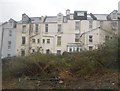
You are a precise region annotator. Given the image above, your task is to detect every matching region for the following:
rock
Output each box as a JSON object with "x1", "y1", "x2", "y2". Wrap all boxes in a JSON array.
[
  {"x1": 112, "y1": 82, "x2": 115, "y2": 85},
  {"x1": 59, "y1": 80, "x2": 63, "y2": 84}
]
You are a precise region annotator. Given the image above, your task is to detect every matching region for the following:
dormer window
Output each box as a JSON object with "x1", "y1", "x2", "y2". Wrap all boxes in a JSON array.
[
  {"x1": 22, "y1": 25, "x2": 26, "y2": 33},
  {"x1": 77, "y1": 12, "x2": 84, "y2": 16},
  {"x1": 112, "y1": 13, "x2": 116, "y2": 19},
  {"x1": 57, "y1": 13, "x2": 63, "y2": 22}
]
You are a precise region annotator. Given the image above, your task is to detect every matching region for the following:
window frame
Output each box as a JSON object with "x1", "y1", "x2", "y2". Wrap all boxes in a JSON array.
[
  {"x1": 57, "y1": 36, "x2": 61, "y2": 46},
  {"x1": 89, "y1": 35, "x2": 93, "y2": 42},
  {"x1": 45, "y1": 24, "x2": 48, "y2": 32},
  {"x1": 22, "y1": 25, "x2": 26, "y2": 33},
  {"x1": 43, "y1": 39, "x2": 45, "y2": 44},
  {"x1": 22, "y1": 36, "x2": 26, "y2": 45},
  {"x1": 35, "y1": 24, "x2": 39, "y2": 32},
  {"x1": 8, "y1": 41, "x2": 11, "y2": 49},
  {"x1": 37, "y1": 39, "x2": 40, "y2": 43},
  {"x1": 21, "y1": 50, "x2": 25, "y2": 56},
  {"x1": 89, "y1": 46, "x2": 93, "y2": 51},
  {"x1": 47, "y1": 39, "x2": 50, "y2": 44},
  {"x1": 75, "y1": 34, "x2": 80, "y2": 42},
  {"x1": 57, "y1": 50, "x2": 61, "y2": 55},
  {"x1": 9, "y1": 30, "x2": 12, "y2": 36},
  {"x1": 75, "y1": 21, "x2": 80, "y2": 30},
  {"x1": 32, "y1": 39, "x2": 36, "y2": 43},
  {"x1": 89, "y1": 20, "x2": 93, "y2": 29},
  {"x1": 58, "y1": 24, "x2": 62, "y2": 32}
]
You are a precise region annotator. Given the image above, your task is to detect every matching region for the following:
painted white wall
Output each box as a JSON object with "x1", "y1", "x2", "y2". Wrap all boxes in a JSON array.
[
  {"x1": 16, "y1": 23, "x2": 30, "y2": 56},
  {"x1": 1, "y1": 20, "x2": 16, "y2": 58},
  {"x1": 0, "y1": 25, "x2": 2, "y2": 56},
  {"x1": 15, "y1": 14, "x2": 118, "y2": 56}
]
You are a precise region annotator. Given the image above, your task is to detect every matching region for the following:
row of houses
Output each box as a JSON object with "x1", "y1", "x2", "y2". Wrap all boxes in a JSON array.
[{"x1": 0, "y1": 4, "x2": 119, "y2": 59}]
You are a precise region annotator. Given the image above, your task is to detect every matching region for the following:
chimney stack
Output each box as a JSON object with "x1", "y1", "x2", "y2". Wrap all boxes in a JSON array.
[{"x1": 66, "y1": 9, "x2": 70, "y2": 16}]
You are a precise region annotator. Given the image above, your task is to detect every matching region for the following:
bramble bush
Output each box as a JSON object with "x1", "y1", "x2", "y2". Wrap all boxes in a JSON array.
[{"x1": 2, "y1": 36, "x2": 119, "y2": 80}]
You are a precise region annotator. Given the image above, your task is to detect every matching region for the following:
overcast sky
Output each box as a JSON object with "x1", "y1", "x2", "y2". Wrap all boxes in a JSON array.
[{"x1": 0, "y1": 0, "x2": 119, "y2": 22}]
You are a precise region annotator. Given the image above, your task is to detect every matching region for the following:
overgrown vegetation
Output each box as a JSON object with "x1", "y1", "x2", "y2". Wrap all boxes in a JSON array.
[{"x1": 2, "y1": 36, "x2": 119, "y2": 89}]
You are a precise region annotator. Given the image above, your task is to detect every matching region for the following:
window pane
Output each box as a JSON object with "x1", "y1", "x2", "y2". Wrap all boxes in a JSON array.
[
  {"x1": 35, "y1": 24, "x2": 38, "y2": 32},
  {"x1": 22, "y1": 37, "x2": 25, "y2": 44},
  {"x1": 75, "y1": 34, "x2": 79, "y2": 42},
  {"x1": 89, "y1": 46, "x2": 93, "y2": 50},
  {"x1": 21, "y1": 50, "x2": 25, "y2": 56},
  {"x1": 38, "y1": 39, "x2": 40, "y2": 43},
  {"x1": 32, "y1": 49, "x2": 35, "y2": 53},
  {"x1": 9, "y1": 30, "x2": 12, "y2": 36},
  {"x1": 45, "y1": 24, "x2": 48, "y2": 32},
  {"x1": 8, "y1": 41, "x2": 11, "y2": 49},
  {"x1": 22, "y1": 25, "x2": 26, "y2": 33},
  {"x1": 43, "y1": 39, "x2": 45, "y2": 43},
  {"x1": 58, "y1": 24, "x2": 62, "y2": 32},
  {"x1": 69, "y1": 48, "x2": 72, "y2": 52},
  {"x1": 32, "y1": 39, "x2": 35, "y2": 43},
  {"x1": 57, "y1": 50, "x2": 61, "y2": 55},
  {"x1": 89, "y1": 35, "x2": 93, "y2": 42},
  {"x1": 77, "y1": 47, "x2": 79, "y2": 52},
  {"x1": 75, "y1": 21, "x2": 79, "y2": 30},
  {"x1": 89, "y1": 21, "x2": 93, "y2": 29},
  {"x1": 57, "y1": 36, "x2": 61, "y2": 46},
  {"x1": 47, "y1": 39, "x2": 50, "y2": 44},
  {"x1": 46, "y1": 49, "x2": 50, "y2": 54},
  {"x1": 77, "y1": 12, "x2": 84, "y2": 16}
]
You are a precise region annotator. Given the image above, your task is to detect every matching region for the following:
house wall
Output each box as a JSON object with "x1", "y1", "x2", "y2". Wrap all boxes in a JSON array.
[
  {"x1": 1, "y1": 21, "x2": 16, "y2": 58},
  {"x1": 11, "y1": 9, "x2": 119, "y2": 57},
  {"x1": 0, "y1": 25, "x2": 2, "y2": 54},
  {"x1": 16, "y1": 23, "x2": 30, "y2": 56}
]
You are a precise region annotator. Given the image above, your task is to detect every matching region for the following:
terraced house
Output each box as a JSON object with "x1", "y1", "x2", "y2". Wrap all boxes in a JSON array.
[
  {"x1": 15, "y1": 10, "x2": 118, "y2": 56},
  {"x1": 0, "y1": 19, "x2": 17, "y2": 59},
  {"x1": 0, "y1": 7, "x2": 119, "y2": 58}
]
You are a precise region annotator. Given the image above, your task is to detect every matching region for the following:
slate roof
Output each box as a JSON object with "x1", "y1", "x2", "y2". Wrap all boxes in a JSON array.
[
  {"x1": 30, "y1": 17, "x2": 41, "y2": 23},
  {"x1": 87, "y1": 14, "x2": 93, "y2": 20},
  {"x1": 44, "y1": 16, "x2": 57, "y2": 23},
  {"x1": 93, "y1": 14, "x2": 108, "y2": 20}
]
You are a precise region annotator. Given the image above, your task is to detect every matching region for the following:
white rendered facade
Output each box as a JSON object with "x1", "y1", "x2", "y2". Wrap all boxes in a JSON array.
[
  {"x1": 15, "y1": 10, "x2": 118, "y2": 56},
  {"x1": 0, "y1": 8, "x2": 119, "y2": 58},
  {"x1": 0, "y1": 19, "x2": 17, "y2": 58}
]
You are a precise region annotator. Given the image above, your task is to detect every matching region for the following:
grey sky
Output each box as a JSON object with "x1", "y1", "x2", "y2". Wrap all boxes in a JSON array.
[{"x1": 0, "y1": 0, "x2": 119, "y2": 22}]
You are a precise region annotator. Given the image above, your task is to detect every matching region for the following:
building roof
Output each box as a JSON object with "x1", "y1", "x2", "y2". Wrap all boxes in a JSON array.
[
  {"x1": 44, "y1": 16, "x2": 57, "y2": 23},
  {"x1": 30, "y1": 17, "x2": 41, "y2": 23},
  {"x1": 0, "y1": 22, "x2": 8, "y2": 26},
  {"x1": 87, "y1": 14, "x2": 93, "y2": 20},
  {"x1": 93, "y1": 14, "x2": 108, "y2": 20}
]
